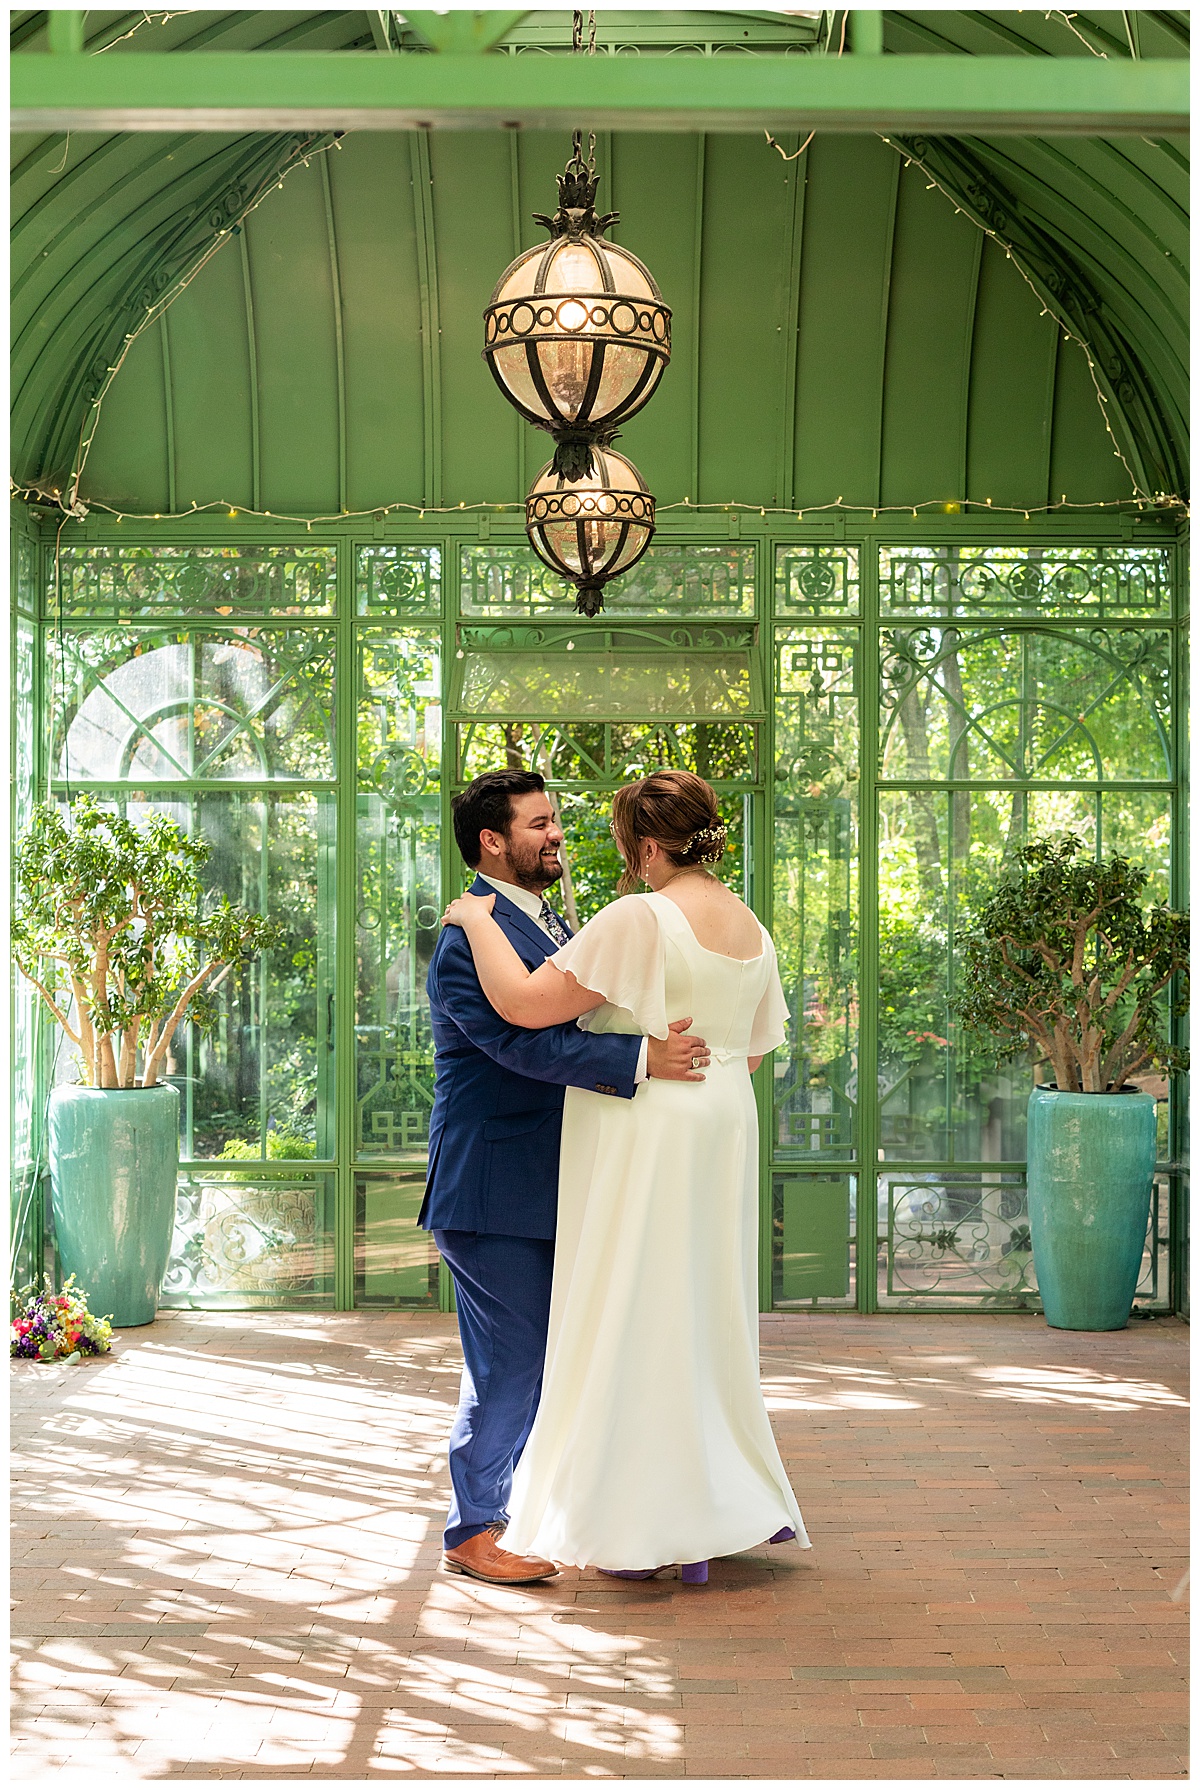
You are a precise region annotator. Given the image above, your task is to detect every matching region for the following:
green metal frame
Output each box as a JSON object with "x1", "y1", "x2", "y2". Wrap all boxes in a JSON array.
[
  {"x1": 12, "y1": 48, "x2": 1188, "y2": 137},
  {"x1": 18, "y1": 505, "x2": 1186, "y2": 1317}
]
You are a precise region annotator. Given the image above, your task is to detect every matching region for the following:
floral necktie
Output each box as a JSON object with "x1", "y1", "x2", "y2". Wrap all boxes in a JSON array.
[{"x1": 538, "y1": 899, "x2": 571, "y2": 947}]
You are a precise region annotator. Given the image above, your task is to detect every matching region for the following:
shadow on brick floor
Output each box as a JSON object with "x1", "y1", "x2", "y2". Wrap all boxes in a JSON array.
[{"x1": 11, "y1": 1309, "x2": 1189, "y2": 1780}]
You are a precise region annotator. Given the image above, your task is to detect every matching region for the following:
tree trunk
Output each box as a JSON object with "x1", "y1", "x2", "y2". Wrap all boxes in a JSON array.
[
  {"x1": 536, "y1": 744, "x2": 580, "y2": 932},
  {"x1": 896, "y1": 681, "x2": 943, "y2": 905},
  {"x1": 503, "y1": 722, "x2": 526, "y2": 771}
]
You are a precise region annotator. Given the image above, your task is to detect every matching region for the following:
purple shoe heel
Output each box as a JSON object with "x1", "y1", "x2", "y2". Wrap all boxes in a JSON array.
[
  {"x1": 769, "y1": 1527, "x2": 796, "y2": 1544},
  {"x1": 680, "y1": 1561, "x2": 709, "y2": 1584}
]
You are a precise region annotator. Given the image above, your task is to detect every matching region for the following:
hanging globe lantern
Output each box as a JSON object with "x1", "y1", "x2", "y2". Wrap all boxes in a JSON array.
[
  {"x1": 484, "y1": 139, "x2": 671, "y2": 480},
  {"x1": 525, "y1": 446, "x2": 655, "y2": 617}
]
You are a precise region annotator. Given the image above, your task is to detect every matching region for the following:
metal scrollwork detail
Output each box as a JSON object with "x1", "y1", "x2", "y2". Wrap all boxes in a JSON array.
[
  {"x1": 164, "y1": 1178, "x2": 330, "y2": 1301},
  {"x1": 372, "y1": 745, "x2": 432, "y2": 816}
]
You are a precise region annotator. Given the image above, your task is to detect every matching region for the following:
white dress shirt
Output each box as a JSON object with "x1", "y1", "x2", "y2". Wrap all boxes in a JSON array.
[{"x1": 477, "y1": 872, "x2": 649, "y2": 1082}]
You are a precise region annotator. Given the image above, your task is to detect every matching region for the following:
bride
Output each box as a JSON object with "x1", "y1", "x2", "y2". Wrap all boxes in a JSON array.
[{"x1": 441, "y1": 769, "x2": 808, "y2": 1582}]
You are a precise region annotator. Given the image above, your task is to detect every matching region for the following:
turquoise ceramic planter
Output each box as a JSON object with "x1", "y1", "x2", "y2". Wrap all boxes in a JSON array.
[
  {"x1": 1026, "y1": 1087, "x2": 1156, "y2": 1331},
  {"x1": 48, "y1": 1085, "x2": 180, "y2": 1328}
]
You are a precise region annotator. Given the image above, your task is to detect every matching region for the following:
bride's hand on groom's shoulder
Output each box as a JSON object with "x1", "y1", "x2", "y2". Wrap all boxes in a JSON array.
[{"x1": 441, "y1": 892, "x2": 497, "y2": 929}]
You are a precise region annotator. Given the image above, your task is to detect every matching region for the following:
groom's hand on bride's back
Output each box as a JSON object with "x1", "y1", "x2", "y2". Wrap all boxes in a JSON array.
[{"x1": 646, "y1": 1017, "x2": 710, "y2": 1082}]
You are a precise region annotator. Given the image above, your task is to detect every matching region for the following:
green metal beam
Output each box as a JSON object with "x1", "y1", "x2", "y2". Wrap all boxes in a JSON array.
[
  {"x1": 46, "y1": 10, "x2": 85, "y2": 55},
  {"x1": 402, "y1": 11, "x2": 529, "y2": 55},
  {"x1": 10, "y1": 50, "x2": 1188, "y2": 136}
]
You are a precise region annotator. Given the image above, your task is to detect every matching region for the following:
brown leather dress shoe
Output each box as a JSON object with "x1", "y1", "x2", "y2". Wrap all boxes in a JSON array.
[{"x1": 442, "y1": 1523, "x2": 558, "y2": 1585}]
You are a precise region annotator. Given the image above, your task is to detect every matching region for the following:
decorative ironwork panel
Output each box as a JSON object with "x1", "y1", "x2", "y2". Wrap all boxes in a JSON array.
[
  {"x1": 355, "y1": 1170, "x2": 439, "y2": 1305},
  {"x1": 54, "y1": 545, "x2": 336, "y2": 617},
  {"x1": 773, "y1": 629, "x2": 858, "y2": 1161},
  {"x1": 882, "y1": 1171, "x2": 1037, "y2": 1306},
  {"x1": 775, "y1": 545, "x2": 860, "y2": 617},
  {"x1": 879, "y1": 626, "x2": 1171, "y2": 784},
  {"x1": 772, "y1": 1174, "x2": 855, "y2": 1306},
  {"x1": 879, "y1": 1170, "x2": 1167, "y2": 1310},
  {"x1": 53, "y1": 626, "x2": 336, "y2": 782},
  {"x1": 357, "y1": 631, "x2": 441, "y2": 1159},
  {"x1": 461, "y1": 543, "x2": 755, "y2": 617},
  {"x1": 162, "y1": 1171, "x2": 335, "y2": 1307},
  {"x1": 356, "y1": 545, "x2": 442, "y2": 617},
  {"x1": 880, "y1": 545, "x2": 1171, "y2": 619}
]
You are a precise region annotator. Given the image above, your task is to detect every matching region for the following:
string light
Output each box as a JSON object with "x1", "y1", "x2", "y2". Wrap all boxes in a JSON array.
[
  {"x1": 11, "y1": 478, "x2": 1183, "y2": 528},
  {"x1": 57, "y1": 131, "x2": 345, "y2": 516},
  {"x1": 879, "y1": 135, "x2": 1150, "y2": 501}
]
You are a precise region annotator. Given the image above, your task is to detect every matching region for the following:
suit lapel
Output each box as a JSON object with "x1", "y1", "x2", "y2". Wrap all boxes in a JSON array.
[{"x1": 471, "y1": 875, "x2": 554, "y2": 960}]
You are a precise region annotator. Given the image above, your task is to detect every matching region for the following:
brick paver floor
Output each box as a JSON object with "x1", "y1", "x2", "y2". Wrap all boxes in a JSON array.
[{"x1": 11, "y1": 1309, "x2": 1188, "y2": 1781}]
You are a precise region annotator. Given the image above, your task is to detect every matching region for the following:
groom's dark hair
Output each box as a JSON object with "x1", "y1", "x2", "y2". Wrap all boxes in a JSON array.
[{"x1": 453, "y1": 769, "x2": 546, "y2": 867}]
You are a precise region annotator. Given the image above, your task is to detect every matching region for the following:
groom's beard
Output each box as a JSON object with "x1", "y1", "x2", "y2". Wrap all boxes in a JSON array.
[{"x1": 504, "y1": 837, "x2": 565, "y2": 893}]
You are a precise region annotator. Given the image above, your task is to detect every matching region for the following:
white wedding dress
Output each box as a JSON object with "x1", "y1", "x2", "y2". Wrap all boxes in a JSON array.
[{"x1": 500, "y1": 891, "x2": 809, "y2": 1571}]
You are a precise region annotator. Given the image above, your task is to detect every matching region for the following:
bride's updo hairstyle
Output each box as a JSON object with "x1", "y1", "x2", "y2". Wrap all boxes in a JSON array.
[{"x1": 611, "y1": 770, "x2": 727, "y2": 895}]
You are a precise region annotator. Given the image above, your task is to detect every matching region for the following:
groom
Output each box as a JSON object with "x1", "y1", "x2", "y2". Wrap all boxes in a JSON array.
[{"x1": 421, "y1": 768, "x2": 709, "y2": 1584}]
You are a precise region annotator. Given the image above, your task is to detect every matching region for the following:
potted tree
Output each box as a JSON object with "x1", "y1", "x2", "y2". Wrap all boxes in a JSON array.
[
  {"x1": 952, "y1": 836, "x2": 1188, "y2": 1331},
  {"x1": 13, "y1": 796, "x2": 281, "y2": 1327}
]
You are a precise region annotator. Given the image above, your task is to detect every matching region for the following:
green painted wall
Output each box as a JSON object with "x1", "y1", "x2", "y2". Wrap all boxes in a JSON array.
[{"x1": 51, "y1": 130, "x2": 1140, "y2": 518}]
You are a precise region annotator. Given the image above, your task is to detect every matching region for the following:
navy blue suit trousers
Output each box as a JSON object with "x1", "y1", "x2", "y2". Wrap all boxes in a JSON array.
[{"x1": 434, "y1": 1229, "x2": 555, "y2": 1549}]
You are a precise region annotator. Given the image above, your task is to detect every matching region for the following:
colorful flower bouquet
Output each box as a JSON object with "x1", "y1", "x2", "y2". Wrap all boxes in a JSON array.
[{"x1": 10, "y1": 1274, "x2": 113, "y2": 1361}]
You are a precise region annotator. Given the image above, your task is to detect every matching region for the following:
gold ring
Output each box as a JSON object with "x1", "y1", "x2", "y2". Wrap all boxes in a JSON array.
[{"x1": 692, "y1": 1056, "x2": 703, "y2": 1069}]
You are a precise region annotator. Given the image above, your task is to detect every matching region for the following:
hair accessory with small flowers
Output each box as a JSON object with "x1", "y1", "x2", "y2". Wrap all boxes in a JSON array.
[{"x1": 684, "y1": 822, "x2": 727, "y2": 863}]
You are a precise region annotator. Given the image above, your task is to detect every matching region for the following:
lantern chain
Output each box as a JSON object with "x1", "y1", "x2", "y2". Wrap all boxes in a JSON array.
[{"x1": 571, "y1": 10, "x2": 598, "y2": 176}]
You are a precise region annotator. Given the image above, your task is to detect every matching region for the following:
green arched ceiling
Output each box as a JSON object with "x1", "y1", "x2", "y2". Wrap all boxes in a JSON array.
[{"x1": 11, "y1": 9, "x2": 1188, "y2": 517}]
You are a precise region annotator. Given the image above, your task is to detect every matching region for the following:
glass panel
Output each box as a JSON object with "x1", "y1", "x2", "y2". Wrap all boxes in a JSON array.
[
  {"x1": 356, "y1": 545, "x2": 442, "y2": 617},
  {"x1": 14, "y1": 613, "x2": 38, "y2": 841},
  {"x1": 877, "y1": 788, "x2": 1172, "y2": 1164},
  {"x1": 15, "y1": 530, "x2": 39, "y2": 616},
  {"x1": 1134, "y1": 1172, "x2": 1172, "y2": 1310},
  {"x1": 773, "y1": 628, "x2": 858, "y2": 1161},
  {"x1": 879, "y1": 626, "x2": 1171, "y2": 783},
  {"x1": 11, "y1": 605, "x2": 40, "y2": 1283},
  {"x1": 772, "y1": 1174, "x2": 856, "y2": 1307},
  {"x1": 775, "y1": 544, "x2": 860, "y2": 617},
  {"x1": 357, "y1": 631, "x2": 441, "y2": 1160},
  {"x1": 355, "y1": 1170, "x2": 439, "y2": 1305},
  {"x1": 54, "y1": 627, "x2": 336, "y2": 782},
  {"x1": 461, "y1": 542, "x2": 755, "y2": 617},
  {"x1": 54, "y1": 545, "x2": 336, "y2": 617},
  {"x1": 163, "y1": 1171, "x2": 335, "y2": 1307},
  {"x1": 458, "y1": 719, "x2": 755, "y2": 786},
  {"x1": 46, "y1": 792, "x2": 335, "y2": 1162},
  {"x1": 879, "y1": 544, "x2": 1171, "y2": 619},
  {"x1": 606, "y1": 721, "x2": 756, "y2": 784},
  {"x1": 12, "y1": 615, "x2": 38, "y2": 1172},
  {"x1": 458, "y1": 632, "x2": 756, "y2": 719}
]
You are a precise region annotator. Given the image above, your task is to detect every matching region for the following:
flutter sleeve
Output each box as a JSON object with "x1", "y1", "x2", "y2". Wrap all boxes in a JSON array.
[
  {"x1": 550, "y1": 894, "x2": 669, "y2": 1040},
  {"x1": 748, "y1": 930, "x2": 790, "y2": 1058}
]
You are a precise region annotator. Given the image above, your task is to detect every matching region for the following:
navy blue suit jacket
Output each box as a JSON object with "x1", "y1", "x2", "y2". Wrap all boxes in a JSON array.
[{"x1": 419, "y1": 876, "x2": 642, "y2": 1240}]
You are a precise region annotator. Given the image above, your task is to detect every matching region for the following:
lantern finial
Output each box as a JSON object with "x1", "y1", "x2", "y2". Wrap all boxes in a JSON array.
[{"x1": 532, "y1": 135, "x2": 619, "y2": 241}]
